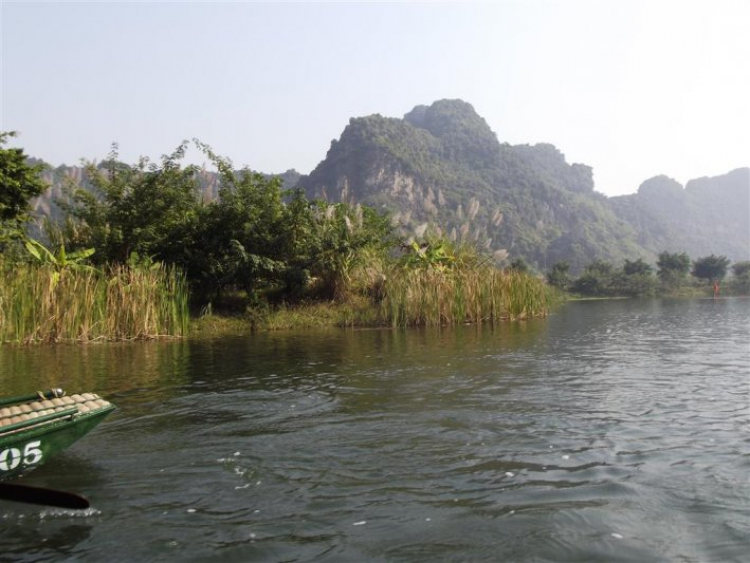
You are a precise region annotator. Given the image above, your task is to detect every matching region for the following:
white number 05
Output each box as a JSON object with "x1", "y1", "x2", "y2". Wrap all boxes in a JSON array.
[{"x1": 0, "y1": 441, "x2": 43, "y2": 471}]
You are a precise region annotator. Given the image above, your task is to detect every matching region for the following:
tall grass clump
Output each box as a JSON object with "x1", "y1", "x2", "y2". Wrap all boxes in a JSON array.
[
  {"x1": 0, "y1": 259, "x2": 188, "y2": 343},
  {"x1": 379, "y1": 243, "x2": 551, "y2": 326}
]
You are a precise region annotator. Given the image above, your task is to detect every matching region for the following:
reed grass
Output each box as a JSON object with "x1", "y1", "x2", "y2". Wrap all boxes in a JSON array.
[
  {"x1": 379, "y1": 264, "x2": 551, "y2": 326},
  {"x1": 0, "y1": 260, "x2": 189, "y2": 343}
]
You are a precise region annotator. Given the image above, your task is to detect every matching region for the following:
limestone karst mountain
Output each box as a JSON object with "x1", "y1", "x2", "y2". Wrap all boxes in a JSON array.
[{"x1": 298, "y1": 99, "x2": 748, "y2": 270}]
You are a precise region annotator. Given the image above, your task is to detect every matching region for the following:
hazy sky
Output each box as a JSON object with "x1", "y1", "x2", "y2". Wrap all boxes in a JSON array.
[{"x1": 2, "y1": 0, "x2": 748, "y2": 196}]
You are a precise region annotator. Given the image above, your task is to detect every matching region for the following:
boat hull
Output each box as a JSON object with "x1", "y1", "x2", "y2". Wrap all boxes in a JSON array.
[{"x1": 0, "y1": 392, "x2": 115, "y2": 481}]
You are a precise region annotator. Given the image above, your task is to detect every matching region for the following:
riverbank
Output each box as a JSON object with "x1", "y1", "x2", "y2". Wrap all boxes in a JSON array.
[
  {"x1": 1, "y1": 253, "x2": 555, "y2": 343},
  {"x1": 188, "y1": 300, "x2": 371, "y2": 337},
  {"x1": 6, "y1": 256, "x2": 740, "y2": 344},
  {"x1": 191, "y1": 280, "x2": 560, "y2": 338}
]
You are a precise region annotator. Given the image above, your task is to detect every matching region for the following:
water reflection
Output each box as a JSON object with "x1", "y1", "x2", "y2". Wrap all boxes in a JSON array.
[{"x1": 0, "y1": 339, "x2": 191, "y2": 398}]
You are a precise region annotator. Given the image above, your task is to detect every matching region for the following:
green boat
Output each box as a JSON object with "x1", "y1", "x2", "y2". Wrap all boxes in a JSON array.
[{"x1": 0, "y1": 389, "x2": 115, "y2": 482}]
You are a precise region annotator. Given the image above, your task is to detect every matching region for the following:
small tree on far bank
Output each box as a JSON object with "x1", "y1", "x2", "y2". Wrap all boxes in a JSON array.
[
  {"x1": 546, "y1": 261, "x2": 570, "y2": 290},
  {"x1": 623, "y1": 258, "x2": 652, "y2": 276},
  {"x1": 730, "y1": 261, "x2": 750, "y2": 294},
  {"x1": 656, "y1": 251, "x2": 690, "y2": 287},
  {"x1": 692, "y1": 254, "x2": 730, "y2": 282},
  {"x1": 613, "y1": 258, "x2": 656, "y2": 296},
  {"x1": 571, "y1": 259, "x2": 614, "y2": 296},
  {"x1": 732, "y1": 261, "x2": 750, "y2": 277}
]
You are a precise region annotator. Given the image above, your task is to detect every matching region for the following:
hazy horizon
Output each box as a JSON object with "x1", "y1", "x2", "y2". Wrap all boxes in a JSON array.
[{"x1": 2, "y1": 0, "x2": 748, "y2": 196}]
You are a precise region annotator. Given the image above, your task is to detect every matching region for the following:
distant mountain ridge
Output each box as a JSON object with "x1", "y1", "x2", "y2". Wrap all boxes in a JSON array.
[
  {"x1": 29, "y1": 99, "x2": 749, "y2": 272},
  {"x1": 299, "y1": 99, "x2": 749, "y2": 271},
  {"x1": 610, "y1": 169, "x2": 749, "y2": 262}
]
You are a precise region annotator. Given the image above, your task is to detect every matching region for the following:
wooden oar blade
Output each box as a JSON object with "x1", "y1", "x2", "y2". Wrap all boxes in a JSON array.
[{"x1": 0, "y1": 483, "x2": 90, "y2": 510}]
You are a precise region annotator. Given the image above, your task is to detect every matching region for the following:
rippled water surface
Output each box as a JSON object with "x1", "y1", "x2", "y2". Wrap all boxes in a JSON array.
[{"x1": 0, "y1": 298, "x2": 748, "y2": 562}]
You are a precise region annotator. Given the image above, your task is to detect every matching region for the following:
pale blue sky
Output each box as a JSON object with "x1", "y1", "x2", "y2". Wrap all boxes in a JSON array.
[{"x1": 2, "y1": 0, "x2": 748, "y2": 196}]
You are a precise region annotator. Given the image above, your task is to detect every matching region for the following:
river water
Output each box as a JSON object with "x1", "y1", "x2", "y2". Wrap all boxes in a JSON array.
[{"x1": 0, "y1": 298, "x2": 748, "y2": 562}]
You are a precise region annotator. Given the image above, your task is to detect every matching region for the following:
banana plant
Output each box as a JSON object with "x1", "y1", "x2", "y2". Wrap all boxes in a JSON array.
[
  {"x1": 24, "y1": 238, "x2": 98, "y2": 287},
  {"x1": 25, "y1": 238, "x2": 96, "y2": 269},
  {"x1": 402, "y1": 240, "x2": 456, "y2": 271}
]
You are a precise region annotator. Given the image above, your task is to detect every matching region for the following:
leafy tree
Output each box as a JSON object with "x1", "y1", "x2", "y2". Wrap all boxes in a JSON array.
[
  {"x1": 611, "y1": 258, "x2": 656, "y2": 296},
  {"x1": 0, "y1": 132, "x2": 48, "y2": 249},
  {"x1": 176, "y1": 144, "x2": 290, "y2": 301},
  {"x1": 277, "y1": 189, "x2": 321, "y2": 295},
  {"x1": 571, "y1": 272, "x2": 605, "y2": 296},
  {"x1": 180, "y1": 142, "x2": 393, "y2": 303},
  {"x1": 65, "y1": 142, "x2": 203, "y2": 265},
  {"x1": 613, "y1": 265, "x2": 653, "y2": 296},
  {"x1": 730, "y1": 261, "x2": 750, "y2": 294},
  {"x1": 546, "y1": 261, "x2": 570, "y2": 290},
  {"x1": 623, "y1": 258, "x2": 652, "y2": 276},
  {"x1": 656, "y1": 251, "x2": 690, "y2": 285},
  {"x1": 571, "y1": 260, "x2": 614, "y2": 296},
  {"x1": 692, "y1": 254, "x2": 730, "y2": 281}
]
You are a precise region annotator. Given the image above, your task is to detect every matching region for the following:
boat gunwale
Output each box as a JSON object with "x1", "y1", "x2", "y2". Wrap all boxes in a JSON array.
[
  {"x1": 0, "y1": 390, "x2": 67, "y2": 408},
  {"x1": 0, "y1": 407, "x2": 80, "y2": 435},
  {"x1": 0, "y1": 405, "x2": 116, "y2": 446}
]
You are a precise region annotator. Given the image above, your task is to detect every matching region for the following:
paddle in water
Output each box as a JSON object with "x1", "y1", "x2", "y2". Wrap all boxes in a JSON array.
[{"x1": 0, "y1": 482, "x2": 90, "y2": 509}]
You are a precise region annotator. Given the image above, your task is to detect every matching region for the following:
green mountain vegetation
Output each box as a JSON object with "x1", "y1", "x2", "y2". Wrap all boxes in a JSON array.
[{"x1": 298, "y1": 99, "x2": 749, "y2": 273}]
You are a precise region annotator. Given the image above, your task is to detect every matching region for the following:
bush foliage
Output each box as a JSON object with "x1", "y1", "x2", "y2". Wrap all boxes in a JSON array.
[{"x1": 563, "y1": 252, "x2": 747, "y2": 297}]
